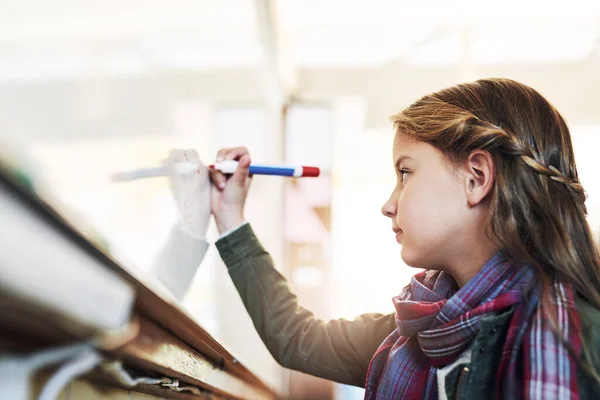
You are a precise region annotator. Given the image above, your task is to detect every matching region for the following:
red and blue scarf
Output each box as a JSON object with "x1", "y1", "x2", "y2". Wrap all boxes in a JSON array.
[{"x1": 365, "y1": 253, "x2": 582, "y2": 399}]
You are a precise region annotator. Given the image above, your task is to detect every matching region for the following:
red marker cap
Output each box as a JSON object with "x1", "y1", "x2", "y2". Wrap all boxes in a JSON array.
[{"x1": 301, "y1": 166, "x2": 320, "y2": 177}]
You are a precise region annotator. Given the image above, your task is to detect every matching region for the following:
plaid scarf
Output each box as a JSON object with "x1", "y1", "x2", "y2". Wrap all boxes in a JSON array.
[{"x1": 365, "y1": 253, "x2": 582, "y2": 399}]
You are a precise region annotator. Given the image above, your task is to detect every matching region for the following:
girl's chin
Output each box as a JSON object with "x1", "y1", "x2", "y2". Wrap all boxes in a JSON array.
[{"x1": 400, "y1": 245, "x2": 424, "y2": 270}]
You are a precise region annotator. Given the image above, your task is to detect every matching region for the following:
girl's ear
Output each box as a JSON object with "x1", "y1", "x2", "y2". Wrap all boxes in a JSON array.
[{"x1": 463, "y1": 150, "x2": 495, "y2": 207}]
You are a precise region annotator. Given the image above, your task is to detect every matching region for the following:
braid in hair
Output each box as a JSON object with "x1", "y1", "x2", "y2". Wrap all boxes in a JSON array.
[{"x1": 471, "y1": 117, "x2": 587, "y2": 208}]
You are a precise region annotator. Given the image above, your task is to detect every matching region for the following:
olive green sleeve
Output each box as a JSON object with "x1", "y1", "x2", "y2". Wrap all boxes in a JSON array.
[{"x1": 215, "y1": 223, "x2": 396, "y2": 387}]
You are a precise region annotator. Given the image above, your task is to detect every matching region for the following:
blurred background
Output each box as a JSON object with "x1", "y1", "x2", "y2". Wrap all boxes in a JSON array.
[{"x1": 1, "y1": 0, "x2": 600, "y2": 398}]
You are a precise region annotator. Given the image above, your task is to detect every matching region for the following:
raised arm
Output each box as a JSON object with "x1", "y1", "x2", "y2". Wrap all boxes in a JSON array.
[
  {"x1": 209, "y1": 147, "x2": 395, "y2": 386},
  {"x1": 216, "y1": 223, "x2": 395, "y2": 387}
]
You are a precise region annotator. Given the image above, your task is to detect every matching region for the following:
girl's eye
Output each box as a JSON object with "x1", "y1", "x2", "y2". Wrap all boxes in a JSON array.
[{"x1": 399, "y1": 169, "x2": 410, "y2": 184}]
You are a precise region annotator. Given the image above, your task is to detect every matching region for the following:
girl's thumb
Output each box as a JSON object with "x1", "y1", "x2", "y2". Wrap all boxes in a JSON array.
[{"x1": 232, "y1": 155, "x2": 251, "y2": 185}]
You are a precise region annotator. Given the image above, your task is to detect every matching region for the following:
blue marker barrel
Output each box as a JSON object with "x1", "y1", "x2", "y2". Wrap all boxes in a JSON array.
[{"x1": 248, "y1": 166, "x2": 296, "y2": 176}]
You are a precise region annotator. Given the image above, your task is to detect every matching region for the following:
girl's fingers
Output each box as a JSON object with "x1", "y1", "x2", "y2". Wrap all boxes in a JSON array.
[
  {"x1": 232, "y1": 155, "x2": 251, "y2": 186},
  {"x1": 209, "y1": 168, "x2": 226, "y2": 190},
  {"x1": 216, "y1": 147, "x2": 249, "y2": 162},
  {"x1": 212, "y1": 147, "x2": 251, "y2": 190}
]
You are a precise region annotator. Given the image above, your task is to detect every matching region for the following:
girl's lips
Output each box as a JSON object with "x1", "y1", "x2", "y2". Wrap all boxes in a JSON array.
[{"x1": 395, "y1": 230, "x2": 403, "y2": 243}]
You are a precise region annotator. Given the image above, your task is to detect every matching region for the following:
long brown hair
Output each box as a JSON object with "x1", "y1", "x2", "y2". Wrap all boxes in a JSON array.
[{"x1": 392, "y1": 78, "x2": 600, "y2": 370}]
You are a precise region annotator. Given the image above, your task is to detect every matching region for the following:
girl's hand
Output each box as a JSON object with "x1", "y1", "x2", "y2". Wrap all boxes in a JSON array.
[{"x1": 209, "y1": 147, "x2": 252, "y2": 234}]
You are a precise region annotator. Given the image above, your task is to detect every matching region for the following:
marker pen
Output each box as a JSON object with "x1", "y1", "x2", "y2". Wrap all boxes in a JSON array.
[{"x1": 111, "y1": 160, "x2": 320, "y2": 181}]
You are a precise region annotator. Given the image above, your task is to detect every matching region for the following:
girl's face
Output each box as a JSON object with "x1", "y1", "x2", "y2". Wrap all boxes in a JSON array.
[{"x1": 381, "y1": 134, "x2": 479, "y2": 271}]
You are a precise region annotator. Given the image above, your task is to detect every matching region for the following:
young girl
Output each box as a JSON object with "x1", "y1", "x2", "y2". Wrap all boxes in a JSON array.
[{"x1": 208, "y1": 78, "x2": 600, "y2": 399}]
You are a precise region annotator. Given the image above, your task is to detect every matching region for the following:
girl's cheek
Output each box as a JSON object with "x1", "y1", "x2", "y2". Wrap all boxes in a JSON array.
[
  {"x1": 395, "y1": 190, "x2": 411, "y2": 226},
  {"x1": 401, "y1": 185, "x2": 435, "y2": 229}
]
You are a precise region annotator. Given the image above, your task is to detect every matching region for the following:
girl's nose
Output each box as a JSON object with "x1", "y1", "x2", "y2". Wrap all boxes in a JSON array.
[{"x1": 381, "y1": 194, "x2": 397, "y2": 218}]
